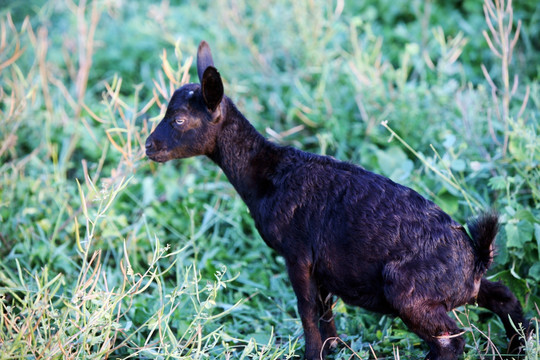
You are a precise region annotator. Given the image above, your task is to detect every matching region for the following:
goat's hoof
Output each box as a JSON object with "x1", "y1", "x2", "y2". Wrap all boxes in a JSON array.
[{"x1": 322, "y1": 336, "x2": 339, "y2": 351}]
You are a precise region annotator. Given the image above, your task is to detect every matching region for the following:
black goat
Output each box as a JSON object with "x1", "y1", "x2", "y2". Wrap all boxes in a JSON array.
[{"x1": 145, "y1": 41, "x2": 528, "y2": 360}]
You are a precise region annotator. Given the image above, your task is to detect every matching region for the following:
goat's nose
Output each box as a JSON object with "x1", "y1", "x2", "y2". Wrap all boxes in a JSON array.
[{"x1": 145, "y1": 137, "x2": 154, "y2": 150}]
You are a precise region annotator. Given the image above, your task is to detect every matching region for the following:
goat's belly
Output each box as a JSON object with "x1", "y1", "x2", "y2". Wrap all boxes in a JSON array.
[
  {"x1": 316, "y1": 261, "x2": 396, "y2": 314},
  {"x1": 339, "y1": 291, "x2": 396, "y2": 314}
]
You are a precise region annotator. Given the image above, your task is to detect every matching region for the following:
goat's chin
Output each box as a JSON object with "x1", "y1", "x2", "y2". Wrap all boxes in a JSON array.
[{"x1": 146, "y1": 151, "x2": 172, "y2": 163}]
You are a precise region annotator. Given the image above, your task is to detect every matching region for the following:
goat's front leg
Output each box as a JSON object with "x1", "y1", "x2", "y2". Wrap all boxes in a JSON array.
[
  {"x1": 287, "y1": 260, "x2": 323, "y2": 360},
  {"x1": 317, "y1": 286, "x2": 338, "y2": 354}
]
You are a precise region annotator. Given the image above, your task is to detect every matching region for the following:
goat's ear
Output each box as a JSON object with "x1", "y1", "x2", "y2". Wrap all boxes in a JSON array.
[
  {"x1": 197, "y1": 41, "x2": 215, "y2": 84},
  {"x1": 201, "y1": 66, "x2": 224, "y2": 114}
]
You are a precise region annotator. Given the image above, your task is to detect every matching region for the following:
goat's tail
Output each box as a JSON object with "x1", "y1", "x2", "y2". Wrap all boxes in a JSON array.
[{"x1": 467, "y1": 211, "x2": 499, "y2": 275}]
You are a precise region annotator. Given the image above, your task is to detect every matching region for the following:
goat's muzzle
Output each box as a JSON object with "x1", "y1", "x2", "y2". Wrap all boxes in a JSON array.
[{"x1": 145, "y1": 136, "x2": 165, "y2": 162}]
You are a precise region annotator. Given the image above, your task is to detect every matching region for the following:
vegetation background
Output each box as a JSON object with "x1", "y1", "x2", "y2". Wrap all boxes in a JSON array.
[{"x1": 0, "y1": 0, "x2": 539, "y2": 358}]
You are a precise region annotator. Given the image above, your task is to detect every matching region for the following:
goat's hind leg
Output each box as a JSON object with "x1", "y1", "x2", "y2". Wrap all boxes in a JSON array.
[
  {"x1": 475, "y1": 278, "x2": 530, "y2": 354},
  {"x1": 398, "y1": 303, "x2": 465, "y2": 360}
]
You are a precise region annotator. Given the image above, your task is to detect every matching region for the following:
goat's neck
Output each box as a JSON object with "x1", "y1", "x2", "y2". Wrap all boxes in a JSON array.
[{"x1": 208, "y1": 99, "x2": 280, "y2": 207}]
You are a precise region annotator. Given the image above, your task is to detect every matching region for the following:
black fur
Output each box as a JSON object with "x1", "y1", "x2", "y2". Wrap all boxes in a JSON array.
[
  {"x1": 145, "y1": 41, "x2": 529, "y2": 360},
  {"x1": 467, "y1": 211, "x2": 498, "y2": 273}
]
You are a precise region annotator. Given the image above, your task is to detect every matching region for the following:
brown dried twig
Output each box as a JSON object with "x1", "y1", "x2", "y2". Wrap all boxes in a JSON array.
[{"x1": 481, "y1": 0, "x2": 528, "y2": 157}]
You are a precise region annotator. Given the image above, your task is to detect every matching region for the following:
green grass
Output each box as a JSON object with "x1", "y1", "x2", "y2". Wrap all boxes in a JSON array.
[{"x1": 0, "y1": 0, "x2": 539, "y2": 358}]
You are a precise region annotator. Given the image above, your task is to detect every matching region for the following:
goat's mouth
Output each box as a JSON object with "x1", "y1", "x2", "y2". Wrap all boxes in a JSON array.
[{"x1": 146, "y1": 150, "x2": 171, "y2": 163}]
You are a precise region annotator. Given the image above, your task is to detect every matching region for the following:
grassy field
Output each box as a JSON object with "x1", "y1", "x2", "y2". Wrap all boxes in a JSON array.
[{"x1": 0, "y1": 0, "x2": 539, "y2": 358}]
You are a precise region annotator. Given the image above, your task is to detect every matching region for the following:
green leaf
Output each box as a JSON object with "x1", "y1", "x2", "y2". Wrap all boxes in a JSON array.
[
  {"x1": 505, "y1": 220, "x2": 534, "y2": 249},
  {"x1": 528, "y1": 263, "x2": 540, "y2": 282},
  {"x1": 376, "y1": 146, "x2": 413, "y2": 182},
  {"x1": 443, "y1": 134, "x2": 456, "y2": 149},
  {"x1": 450, "y1": 159, "x2": 465, "y2": 172},
  {"x1": 437, "y1": 192, "x2": 459, "y2": 215},
  {"x1": 488, "y1": 176, "x2": 506, "y2": 190},
  {"x1": 505, "y1": 223, "x2": 521, "y2": 248},
  {"x1": 535, "y1": 224, "x2": 540, "y2": 261},
  {"x1": 509, "y1": 135, "x2": 528, "y2": 162},
  {"x1": 514, "y1": 208, "x2": 536, "y2": 223},
  {"x1": 505, "y1": 206, "x2": 516, "y2": 217}
]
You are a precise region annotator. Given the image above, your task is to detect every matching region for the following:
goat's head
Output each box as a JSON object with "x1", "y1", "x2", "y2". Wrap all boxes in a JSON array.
[{"x1": 145, "y1": 41, "x2": 224, "y2": 162}]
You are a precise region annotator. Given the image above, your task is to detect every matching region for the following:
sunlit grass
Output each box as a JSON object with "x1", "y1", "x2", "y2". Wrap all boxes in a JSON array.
[{"x1": 0, "y1": 0, "x2": 538, "y2": 359}]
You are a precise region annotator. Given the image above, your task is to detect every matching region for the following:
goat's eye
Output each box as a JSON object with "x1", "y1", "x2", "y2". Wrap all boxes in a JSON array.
[{"x1": 175, "y1": 118, "x2": 185, "y2": 126}]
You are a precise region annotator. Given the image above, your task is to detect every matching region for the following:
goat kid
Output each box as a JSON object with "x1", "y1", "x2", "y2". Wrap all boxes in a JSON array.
[{"x1": 145, "y1": 41, "x2": 529, "y2": 360}]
